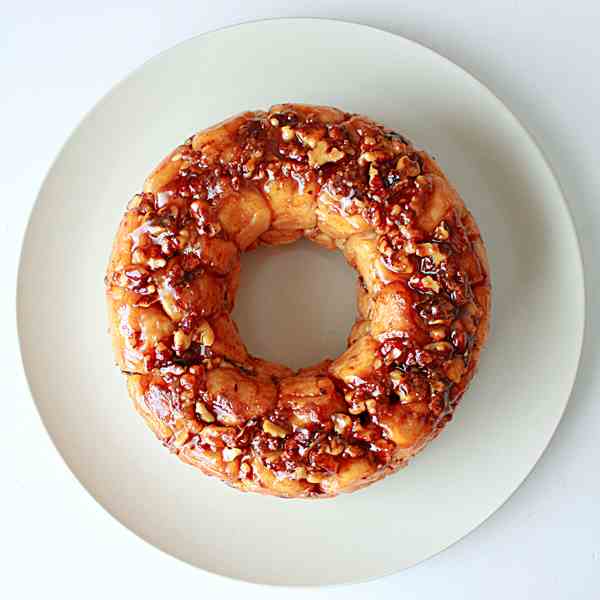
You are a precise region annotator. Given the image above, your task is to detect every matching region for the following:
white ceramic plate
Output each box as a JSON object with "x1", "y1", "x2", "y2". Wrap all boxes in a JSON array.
[{"x1": 17, "y1": 19, "x2": 584, "y2": 586}]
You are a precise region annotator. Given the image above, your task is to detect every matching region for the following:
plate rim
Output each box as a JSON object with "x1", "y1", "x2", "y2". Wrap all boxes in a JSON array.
[{"x1": 16, "y1": 17, "x2": 586, "y2": 588}]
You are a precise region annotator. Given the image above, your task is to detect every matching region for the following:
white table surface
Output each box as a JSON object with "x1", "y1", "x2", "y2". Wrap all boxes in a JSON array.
[{"x1": 2, "y1": 2, "x2": 599, "y2": 598}]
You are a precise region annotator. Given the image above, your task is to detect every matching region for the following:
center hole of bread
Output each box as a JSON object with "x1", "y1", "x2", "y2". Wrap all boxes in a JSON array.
[{"x1": 233, "y1": 239, "x2": 357, "y2": 370}]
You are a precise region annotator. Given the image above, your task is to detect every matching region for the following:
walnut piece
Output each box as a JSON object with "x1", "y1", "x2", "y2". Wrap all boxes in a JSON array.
[
  {"x1": 262, "y1": 419, "x2": 288, "y2": 438},
  {"x1": 195, "y1": 401, "x2": 215, "y2": 423}
]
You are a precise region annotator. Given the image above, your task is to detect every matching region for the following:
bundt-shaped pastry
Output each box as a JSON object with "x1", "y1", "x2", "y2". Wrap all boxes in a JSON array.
[{"x1": 106, "y1": 104, "x2": 490, "y2": 498}]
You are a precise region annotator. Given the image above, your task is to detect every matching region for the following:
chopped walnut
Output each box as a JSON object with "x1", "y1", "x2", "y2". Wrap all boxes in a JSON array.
[
  {"x1": 389, "y1": 370, "x2": 404, "y2": 383},
  {"x1": 348, "y1": 401, "x2": 366, "y2": 415},
  {"x1": 368, "y1": 163, "x2": 379, "y2": 186},
  {"x1": 331, "y1": 413, "x2": 352, "y2": 434},
  {"x1": 173, "y1": 329, "x2": 192, "y2": 352},
  {"x1": 433, "y1": 221, "x2": 450, "y2": 241},
  {"x1": 281, "y1": 126, "x2": 295, "y2": 142},
  {"x1": 410, "y1": 274, "x2": 441, "y2": 294},
  {"x1": 180, "y1": 389, "x2": 194, "y2": 402},
  {"x1": 344, "y1": 445, "x2": 365, "y2": 458},
  {"x1": 195, "y1": 401, "x2": 215, "y2": 423},
  {"x1": 416, "y1": 243, "x2": 446, "y2": 266},
  {"x1": 195, "y1": 321, "x2": 215, "y2": 346},
  {"x1": 177, "y1": 229, "x2": 190, "y2": 247},
  {"x1": 396, "y1": 155, "x2": 421, "y2": 177},
  {"x1": 173, "y1": 429, "x2": 189, "y2": 448},
  {"x1": 223, "y1": 447, "x2": 242, "y2": 462},
  {"x1": 358, "y1": 150, "x2": 388, "y2": 165},
  {"x1": 131, "y1": 249, "x2": 145, "y2": 265},
  {"x1": 445, "y1": 357, "x2": 466, "y2": 383},
  {"x1": 377, "y1": 236, "x2": 394, "y2": 257},
  {"x1": 147, "y1": 257, "x2": 167, "y2": 270},
  {"x1": 415, "y1": 175, "x2": 433, "y2": 192},
  {"x1": 239, "y1": 461, "x2": 252, "y2": 479},
  {"x1": 425, "y1": 341, "x2": 453, "y2": 354},
  {"x1": 429, "y1": 326, "x2": 447, "y2": 341},
  {"x1": 390, "y1": 371, "x2": 430, "y2": 404},
  {"x1": 325, "y1": 437, "x2": 345, "y2": 456},
  {"x1": 262, "y1": 419, "x2": 288, "y2": 438},
  {"x1": 307, "y1": 141, "x2": 345, "y2": 167}
]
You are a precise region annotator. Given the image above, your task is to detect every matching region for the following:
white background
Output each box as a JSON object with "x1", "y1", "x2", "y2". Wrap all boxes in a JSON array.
[{"x1": 2, "y1": 2, "x2": 599, "y2": 598}]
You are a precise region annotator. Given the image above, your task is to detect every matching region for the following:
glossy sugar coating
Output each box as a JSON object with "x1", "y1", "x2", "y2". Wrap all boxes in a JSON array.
[{"x1": 106, "y1": 104, "x2": 490, "y2": 497}]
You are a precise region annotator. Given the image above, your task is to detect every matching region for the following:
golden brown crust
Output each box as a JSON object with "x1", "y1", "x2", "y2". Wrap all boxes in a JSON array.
[{"x1": 106, "y1": 104, "x2": 491, "y2": 497}]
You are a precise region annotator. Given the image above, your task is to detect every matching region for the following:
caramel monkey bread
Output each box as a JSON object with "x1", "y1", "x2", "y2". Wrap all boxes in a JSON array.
[{"x1": 105, "y1": 104, "x2": 490, "y2": 498}]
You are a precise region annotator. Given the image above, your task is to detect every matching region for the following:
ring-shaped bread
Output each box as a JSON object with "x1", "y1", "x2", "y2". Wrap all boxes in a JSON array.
[{"x1": 106, "y1": 104, "x2": 490, "y2": 498}]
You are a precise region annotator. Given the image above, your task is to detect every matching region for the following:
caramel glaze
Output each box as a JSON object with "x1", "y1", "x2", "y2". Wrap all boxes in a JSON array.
[{"x1": 106, "y1": 104, "x2": 491, "y2": 498}]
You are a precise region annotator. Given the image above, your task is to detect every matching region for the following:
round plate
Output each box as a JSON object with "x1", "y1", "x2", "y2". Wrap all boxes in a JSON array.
[{"x1": 17, "y1": 19, "x2": 584, "y2": 586}]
